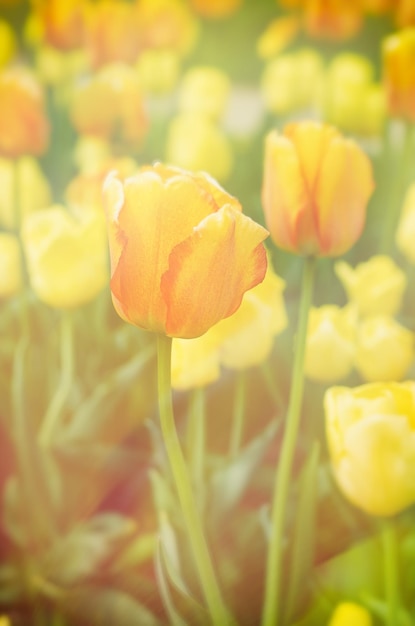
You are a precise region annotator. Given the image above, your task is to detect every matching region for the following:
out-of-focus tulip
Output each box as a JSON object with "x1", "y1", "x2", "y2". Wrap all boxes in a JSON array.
[
  {"x1": 261, "y1": 49, "x2": 324, "y2": 115},
  {"x1": 328, "y1": 602, "x2": 372, "y2": 626},
  {"x1": 262, "y1": 121, "x2": 374, "y2": 257},
  {"x1": 383, "y1": 28, "x2": 415, "y2": 121},
  {"x1": 396, "y1": 183, "x2": 415, "y2": 263},
  {"x1": 320, "y1": 53, "x2": 385, "y2": 136},
  {"x1": 305, "y1": 305, "x2": 357, "y2": 383},
  {"x1": 355, "y1": 316, "x2": 413, "y2": 382},
  {"x1": 335, "y1": 255, "x2": 406, "y2": 318},
  {"x1": 188, "y1": 0, "x2": 242, "y2": 19},
  {"x1": 21, "y1": 205, "x2": 109, "y2": 309},
  {"x1": 165, "y1": 114, "x2": 233, "y2": 182},
  {"x1": 178, "y1": 66, "x2": 230, "y2": 121},
  {"x1": 0, "y1": 233, "x2": 23, "y2": 298},
  {"x1": 395, "y1": 0, "x2": 415, "y2": 28},
  {"x1": 134, "y1": 0, "x2": 199, "y2": 57},
  {"x1": 0, "y1": 617, "x2": 11, "y2": 626},
  {"x1": 83, "y1": 0, "x2": 141, "y2": 68},
  {"x1": 364, "y1": 0, "x2": 393, "y2": 14},
  {"x1": 0, "y1": 20, "x2": 16, "y2": 68},
  {"x1": 303, "y1": 0, "x2": 363, "y2": 41},
  {"x1": 31, "y1": 0, "x2": 87, "y2": 51},
  {"x1": 70, "y1": 64, "x2": 148, "y2": 148},
  {"x1": 35, "y1": 47, "x2": 89, "y2": 89},
  {"x1": 0, "y1": 156, "x2": 51, "y2": 230},
  {"x1": 257, "y1": 16, "x2": 300, "y2": 60},
  {"x1": 325, "y1": 381, "x2": 415, "y2": 516},
  {"x1": 171, "y1": 261, "x2": 287, "y2": 387},
  {"x1": 0, "y1": 67, "x2": 49, "y2": 159},
  {"x1": 103, "y1": 163, "x2": 268, "y2": 339},
  {"x1": 136, "y1": 48, "x2": 180, "y2": 95}
]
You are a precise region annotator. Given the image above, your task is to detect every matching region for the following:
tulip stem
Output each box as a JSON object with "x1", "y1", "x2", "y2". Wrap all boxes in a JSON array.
[
  {"x1": 39, "y1": 311, "x2": 74, "y2": 447},
  {"x1": 262, "y1": 255, "x2": 316, "y2": 626},
  {"x1": 156, "y1": 334, "x2": 234, "y2": 626},
  {"x1": 186, "y1": 386, "x2": 206, "y2": 509},
  {"x1": 229, "y1": 370, "x2": 246, "y2": 458},
  {"x1": 381, "y1": 520, "x2": 400, "y2": 626}
]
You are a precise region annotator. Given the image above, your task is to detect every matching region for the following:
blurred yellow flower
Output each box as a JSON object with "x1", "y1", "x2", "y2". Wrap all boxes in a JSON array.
[
  {"x1": 165, "y1": 114, "x2": 233, "y2": 182},
  {"x1": 328, "y1": 602, "x2": 372, "y2": 626},
  {"x1": 305, "y1": 305, "x2": 357, "y2": 383},
  {"x1": 178, "y1": 66, "x2": 230, "y2": 121},
  {"x1": 172, "y1": 262, "x2": 287, "y2": 388},
  {"x1": 0, "y1": 20, "x2": 16, "y2": 68},
  {"x1": 0, "y1": 156, "x2": 51, "y2": 230},
  {"x1": 35, "y1": 46, "x2": 89, "y2": 89},
  {"x1": 188, "y1": 0, "x2": 243, "y2": 19},
  {"x1": 257, "y1": 16, "x2": 300, "y2": 60},
  {"x1": 31, "y1": 0, "x2": 87, "y2": 51},
  {"x1": 355, "y1": 316, "x2": 414, "y2": 382},
  {"x1": 325, "y1": 381, "x2": 415, "y2": 516},
  {"x1": 0, "y1": 616, "x2": 11, "y2": 626},
  {"x1": 0, "y1": 232, "x2": 23, "y2": 298},
  {"x1": 383, "y1": 28, "x2": 415, "y2": 121},
  {"x1": 320, "y1": 53, "x2": 385, "y2": 136},
  {"x1": 396, "y1": 182, "x2": 415, "y2": 263},
  {"x1": 136, "y1": 48, "x2": 180, "y2": 95},
  {"x1": 21, "y1": 204, "x2": 109, "y2": 308},
  {"x1": 335, "y1": 255, "x2": 406, "y2": 318}
]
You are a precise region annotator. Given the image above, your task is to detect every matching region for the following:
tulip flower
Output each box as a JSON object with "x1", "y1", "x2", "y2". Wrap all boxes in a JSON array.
[
  {"x1": 0, "y1": 66, "x2": 49, "y2": 158},
  {"x1": 325, "y1": 381, "x2": 415, "y2": 516},
  {"x1": 328, "y1": 602, "x2": 372, "y2": 626},
  {"x1": 305, "y1": 304, "x2": 357, "y2": 383},
  {"x1": 21, "y1": 204, "x2": 109, "y2": 309},
  {"x1": 303, "y1": 0, "x2": 363, "y2": 41},
  {"x1": 262, "y1": 121, "x2": 374, "y2": 257},
  {"x1": 136, "y1": 48, "x2": 180, "y2": 95},
  {"x1": 383, "y1": 28, "x2": 415, "y2": 121},
  {"x1": 178, "y1": 66, "x2": 231, "y2": 121},
  {"x1": 0, "y1": 233, "x2": 23, "y2": 298},
  {"x1": 396, "y1": 182, "x2": 415, "y2": 263},
  {"x1": 335, "y1": 255, "x2": 406, "y2": 317},
  {"x1": 0, "y1": 19, "x2": 16, "y2": 68},
  {"x1": 395, "y1": 0, "x2": 415, "y2": 28},
  {"x1": 103, "y1": 163, "x2": 268, "y2": 339},
  {"x1": 32, "y1": 0, "x2": 87, "y2": 51},
  {"x1": 355, "y1": 316, "x2": 414, "y2": 382}
]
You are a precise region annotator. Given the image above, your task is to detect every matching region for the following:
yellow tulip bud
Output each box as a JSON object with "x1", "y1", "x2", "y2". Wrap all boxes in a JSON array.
[
  {"x1": 335, "y1": 255, "x2": 406, "y2": 317},
  {"x1": 325, "y1": 381, "x2": 415, "y2": 516},
  {"x1": 165, "y1": 114, "x2": 233, "y2": 182},
  {"x1": 0, "y1": 157, "x2": 51, "y2": 230},
  {"x1": 21, "y1": 204, "x2": 109, "y2": 308},
  {"x1": 355, "y1": 316, "x2": 413, "y2": 382},
  {"x1": 178, "y1": 66, "x2": 230, "y2": 121},
  {"x1": 0, "y1": 232, "x2": 23, "y2": 298},
  {"x1": 0, "y1": 20, "x2": 16, "y2": 68},
  {"x1": 136, "y1": 48, "x2": 180, "y2": 95},
  {"x1": 328, "y1": 602, "x2": 372, "y2": 626},
  {"x1": 396, "y1": 182, "x2": 415, "y2": 263},
  {"x1": 305, "y1": 305, "x2": 357, "y2": 383}
]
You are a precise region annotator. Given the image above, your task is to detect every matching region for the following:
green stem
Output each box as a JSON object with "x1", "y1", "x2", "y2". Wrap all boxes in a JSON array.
[
  {"x1": 261, "y1": 256, "x2": 316, "y2": 626},
  {"x1": 186, "y1": 386, "x2": 206, "y2": 507},
  {"x1": 39, "y1": 311, "x2": 74, "y2": 447},
  {"x1": 229, "y1": 371, "x2": 246, "y2": 458},
  {"x1": 381, "y1": 521, "x2": 400, "y2": 626},
  {"x1": 156, "y1": 334, "x2": 234, "y2": 626}
]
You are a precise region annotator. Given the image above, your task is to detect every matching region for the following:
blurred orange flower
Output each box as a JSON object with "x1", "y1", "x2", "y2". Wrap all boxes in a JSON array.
[
  {"x1": 395, "y1": 0, "x2": 415, "y2": 28},
  {"x1": 103, "y1": 163, "x2": 268, "y2": 338},
  {"x1": 188, "y1": 0, "x2": 243, "y2": 19},
  {"x1": 261, "y1": 121, "x2": 374, "y2": 257},
  {"x1": 383, "y1": 28, "x2": 415, "y2": 121},
  {"x1": 303, "y1": 0, "x2": 363, "y2": 41},
  {"x1": 0, "y1": 66, "x2": 49, "y2": 158},
  {"x1": 31, "y1": 0, "x2": 87, "y2": 50}
]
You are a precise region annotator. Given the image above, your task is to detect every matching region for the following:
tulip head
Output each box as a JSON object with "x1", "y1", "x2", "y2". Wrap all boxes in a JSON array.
[
  {"x1": 103, "y1": 163, "x2": 268, "y2": 339},
  {"x1": 325, "y1": 381, "x2": 415, "y2": 516},
  {"x1": 262, "y1": 121, "x2": 374, "y2": 257},
  {"x1": 383, "y1": 28, "x2": 415, "y2": 121}
]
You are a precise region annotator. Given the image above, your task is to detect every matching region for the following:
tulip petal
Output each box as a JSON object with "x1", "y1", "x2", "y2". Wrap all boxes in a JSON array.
[
  {"x1": 162, "y1": 206, "x2": 268, "y2": 338},
  {"x1": 108, "y1": 171, "x2": 216, "y2": 331}
]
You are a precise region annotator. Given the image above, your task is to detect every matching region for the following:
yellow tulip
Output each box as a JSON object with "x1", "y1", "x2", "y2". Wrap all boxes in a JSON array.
[
  {"x1": 396, "y1": 182, "x2": 415, "y2": 263},
  {"x1": 136, "y1": 48, "x2": 180, "y2": 95},
  {"x1": 0, "y1": 156, "x2": 51, "y2": 230},
  {"x1": 165, "y1": 114, "x2": 233, "y2": 182},
  {"x1": 383, "y1": 28, "x2": 415, "y2": 121},
  {"x1": 103, "y1": 163, "x2": 268, "y2": 339},
  {"x1": 355, "y1": 316, "x2": 414, "y2": 382},
  {"x1": 262, "y1": 121, "x2": 374, "y2": 257},
  {"x1": 335, "y1": 255, "x2": 406, "y2": 317},
  {"x1": 305, "y1": 305, "x2": 357, "y2": 383},
  {"x1": 0, "y1": 20, "x2": 16, "y2": 68},
  {"x1": 0, "y1": 233, "x2": 23, "y2": 298},
  {"x1": 21, "y1": 204, "x2": 109, "y2": 308},
  {"x1": 178, "y1": 66, "x2": 230, "y2": 121},
  {"x1": 328, "y1": 602, "x2": 372, "y2": 626},
  {"x1": 325, "y1": 381, "x2": 415, "y2": 516}
]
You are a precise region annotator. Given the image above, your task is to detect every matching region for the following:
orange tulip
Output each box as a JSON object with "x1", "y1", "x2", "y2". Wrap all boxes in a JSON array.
[
  {"x1": 383, "y1": 28, "x2": 415, "y2": 121},
  {"x1": 303, "y1": 0, "x2": 363, "y2": 41},
  {"x1": 188, "y1": 0, "x2": 243, "y2": 19},
  {"x1": 32, "y1": 0, "x2": 87, "y2": 51},
  {"x1": 261, "y1": 121, "x2": 374, "y2": 257},
  {"x1": 103, "y1": 163, "x2": 269, "y2": 338},
  {"x1": 0, "y1": 66, "x2": 49, "y2": 158}
]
